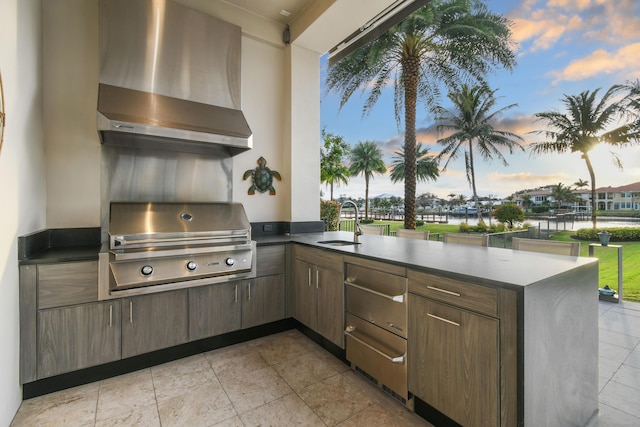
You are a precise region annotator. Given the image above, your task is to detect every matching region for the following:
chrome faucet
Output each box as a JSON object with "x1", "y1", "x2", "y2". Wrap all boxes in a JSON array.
[{"x1": 339, "y1": 200, "x2": 362, "y2": 243}]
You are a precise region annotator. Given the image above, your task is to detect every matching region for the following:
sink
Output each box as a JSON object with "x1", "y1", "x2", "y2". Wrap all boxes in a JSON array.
[{"x1": 316, "y1": 240, "x2": 361, "y2": 246}]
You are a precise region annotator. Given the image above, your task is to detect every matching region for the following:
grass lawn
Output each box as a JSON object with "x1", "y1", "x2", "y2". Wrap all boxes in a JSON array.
[
  {"x1": 552, "y1": 231, "x2": 640, "y2": 302},
  {"x1": 369, "y1": 221, "x2": 640, "y2": 303}
]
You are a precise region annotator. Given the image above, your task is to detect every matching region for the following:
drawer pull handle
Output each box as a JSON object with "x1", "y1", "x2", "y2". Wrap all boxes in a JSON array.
[
  {"x1": 344, "y1": 326, "x2": 405, "y2": 364},
  {"x1": 235, "y1": 284, "x2": 238, "y2": 303},
  {"x1": 129, "y1": 301, "x2": 133, "y2": 323},
  {"x1": 109, "y1": 305, "x2": 113, "y2": 328},
  {"x1": 427, "y1": 285, "x2": 461, "y2": 297},
  {"x1": 427, "y1": 313, "x2": 460, "y2": 327},
  {"x1": 345, "y1": 281, "x2": 405, "y2": 303}
]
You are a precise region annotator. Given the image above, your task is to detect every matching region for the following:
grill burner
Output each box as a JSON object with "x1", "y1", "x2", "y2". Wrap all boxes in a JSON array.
[{"x1": 99, "y1": 202, "x2": 255, "y2": 299}]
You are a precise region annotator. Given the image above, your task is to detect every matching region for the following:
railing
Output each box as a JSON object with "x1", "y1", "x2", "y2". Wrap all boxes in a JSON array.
[{"x1": 487, "y1": 229, "x2": 536, "y2": 249}]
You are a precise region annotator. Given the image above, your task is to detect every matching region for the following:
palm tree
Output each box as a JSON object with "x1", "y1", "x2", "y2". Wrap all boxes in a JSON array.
[
  {"x1": 435, "y1": 84, "x2": 524, "y2": 221},
  {"x1": 320, "y1": 130, "x2": 350, "y2": 200},
  {"x1": 573, "y1": 179, "x2": 589, "y2": 190},
  {"x1": 550, "y1": 182, "x2": 578, "y2": 210},
  {"x1": 389, "y1": 144, "x2": 439, "y2": 184},
  {"x1": 349, "y1": 141, "x2": 387, "y2": 220},
  {"x1": 326, "y1": 0, "x2": 516, "y2": 229},
  {"x1": 529, "y1": 86, "x2": 640, "y2": 228}
]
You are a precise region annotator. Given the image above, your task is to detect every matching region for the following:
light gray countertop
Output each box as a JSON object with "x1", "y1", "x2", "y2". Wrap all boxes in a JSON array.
[{"x1": 262, "y1": 231, "x2": 597, "y2": 290}]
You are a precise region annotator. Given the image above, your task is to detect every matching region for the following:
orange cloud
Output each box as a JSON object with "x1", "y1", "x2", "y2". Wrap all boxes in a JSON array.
[
  {"x1": 487, "y1": 171, "x2": 570, "y2": 183},
  {"x1": 548, "y1": 43, "x2": 640, "y2": 83}
]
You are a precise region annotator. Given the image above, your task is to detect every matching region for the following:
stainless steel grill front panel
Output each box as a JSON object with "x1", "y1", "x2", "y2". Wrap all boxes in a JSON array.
[{"x1": 99, "y1": 201, "x2": 255, "y2": 299}]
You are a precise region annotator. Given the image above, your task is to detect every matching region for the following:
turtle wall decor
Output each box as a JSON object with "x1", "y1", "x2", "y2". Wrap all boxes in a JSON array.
[{"x1": 242, "y1": 156, "x2": 281, "y2": 195}]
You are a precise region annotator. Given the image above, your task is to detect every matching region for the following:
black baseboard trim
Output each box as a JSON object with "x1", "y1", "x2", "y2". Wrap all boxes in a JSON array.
[
  {"x1": 23, "y1": 318, "x2": 296, "y2": 399},
  {"x1": 414, "y1": 396, "x2": 463, "y2": 427},
  {"x1": 293, "y1": 320, "x2": 347, "y2": 365}
]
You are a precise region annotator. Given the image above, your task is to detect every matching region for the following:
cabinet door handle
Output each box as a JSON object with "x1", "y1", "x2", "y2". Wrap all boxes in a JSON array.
[
  {"x1": 308, "y1": 267, "x2": 312, "y2": 287},
  {"x1": 316, "y1": 269, "x2": 319, "y2": 289},
  {"x1": 129, "y1": 301, "x2": 133, "y2": 324},
  {"x1": 427, "y1": 313, "x2": 460, "y2": 327},
  {"x1": 427, "y1": 285, "x2": 461, "y2": 297},
  {"x1": 248, "y1": 282, "x2": 252, "y2": 301},
  {"x1": 234, "y1": 284, "x2": 238, "y2": 303},
  {"x1": 109, "y1": 304, "x2": 113, "y2": 328}
]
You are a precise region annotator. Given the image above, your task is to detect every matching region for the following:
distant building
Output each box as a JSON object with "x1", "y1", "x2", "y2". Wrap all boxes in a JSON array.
[
  {"x1": 512, "y1": 182, "x2": 640, "y2": 212},
  {"x1": 595, "y1": 182, "x2": 640, "y2": 211}
]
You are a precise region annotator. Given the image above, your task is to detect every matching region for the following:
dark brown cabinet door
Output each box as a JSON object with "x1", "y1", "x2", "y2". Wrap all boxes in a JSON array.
[
  {"x1": 37, "y1": 301, "x2": 121, "y2": 378},
  {"x1": 189, "y1": 281, "x2": 241, "y2": 340},
  {"x1": 122, "y1": 290, "x2": 188, "y2": 358},
  {"x1": 242, "y1": 275, "x2": 285, "y2": 329},
  {"x1": 409, "y1": 294, "x2": 499, "y2": 427}
]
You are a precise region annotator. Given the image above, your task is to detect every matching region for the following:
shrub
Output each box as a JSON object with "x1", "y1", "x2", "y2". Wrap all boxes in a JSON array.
[
  {"x1": 359, "y1": 218, "x2": 374, "y2": 224},
  {"x1": 320, "y1": 200, "x2": 340, "y2": 231},
  {"x1": 531, "y1": 206, "x2": 550, "y2": 213},
  {"x1": 416, "y1": 220, "x2": 425, "y2": 227},
  {"x1": 459, "y1": 222, "x2": 470, "y2": 232},
  {"x1": 575, "y1": 227, "x2": 640, "y2": 241},
  {"x1": 494, "y1": 204, "x2": 524, "y2": 228}
]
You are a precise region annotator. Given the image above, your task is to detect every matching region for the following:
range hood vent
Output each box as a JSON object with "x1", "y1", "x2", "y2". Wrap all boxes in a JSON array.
[{"x1": 97, "y1": 0, "x2": 252, "y2": 156}]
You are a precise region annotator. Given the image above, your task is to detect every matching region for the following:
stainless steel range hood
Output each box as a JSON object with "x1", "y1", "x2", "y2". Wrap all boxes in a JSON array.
[{"x1": 97, "y1": 0, "x2": 252, "y2": 156}]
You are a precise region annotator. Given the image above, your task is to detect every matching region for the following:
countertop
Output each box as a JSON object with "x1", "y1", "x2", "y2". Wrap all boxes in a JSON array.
[
  {"x1": 274, "y1": 231, "x2": 597, "y2": 290},
  {"x1": 20, "y1": 229, "x2": 597, "y2": 290}
]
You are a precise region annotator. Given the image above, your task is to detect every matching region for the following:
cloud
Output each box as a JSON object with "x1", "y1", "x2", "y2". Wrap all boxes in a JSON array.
[
  {"x1": 509, "y1": 0, "x2": 640, "y2": 55},
  {"x1": 548, "y1": 43, "x2": 640, "y2": 83},
  {"x1": 487, "y1": 171, "x2": 570, "y2": 183}
]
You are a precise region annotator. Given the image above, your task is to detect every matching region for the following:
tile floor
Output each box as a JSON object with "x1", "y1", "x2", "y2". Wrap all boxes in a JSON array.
[
  {"x1": 10, "y1": 299, "x2": 640, "y2": 427},
  {"x1": 10, "y1": 329, "x2": 430, "y2": 427}
]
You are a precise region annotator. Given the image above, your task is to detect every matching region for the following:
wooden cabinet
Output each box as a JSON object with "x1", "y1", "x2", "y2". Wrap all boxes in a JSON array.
[
  {"x1": 293, "y1": 245, "x2": 344, "y2": 348},
  {"x1": 242, "y1": 274, "x2": 285, "y2": 328},
  {"x1": 37, "y1": 300, "x2": 121, "y2": 378},
  {"x1": 408, "y1": 269, "x2": 516, "y2": 427},
  {"x1": 189, "y1": 281, "x2": 241, "y2": 340},
  {"x1": 121, "y1": 290, "x2": 188, "y2": 358},
  {"x1": 408, "y1": 294, "x2": 499, "y2": 427}
]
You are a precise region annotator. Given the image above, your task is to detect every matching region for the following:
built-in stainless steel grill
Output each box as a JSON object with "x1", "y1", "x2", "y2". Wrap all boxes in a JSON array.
[{"x1": 98, "y1": 202, "x2": 255, "y2": 299}]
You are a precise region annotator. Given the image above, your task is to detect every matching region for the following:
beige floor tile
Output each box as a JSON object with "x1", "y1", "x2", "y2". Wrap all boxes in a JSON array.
[
  {"x1": 273, "y1": 348, "x2": 347, "y2": 392},
  {"x1": 220, "y1": 366, "x2": 293, "y2": 413},
  {"x1": 96, "y1": 369, "x2": 156, "y2": 421},
  {"x1": 207, "y1": 346, "x2": 268, "y2": 381},
  {"x1": 239, "y1": 393, "x2": 325, "y2": 427},
  {"x1": 11, "y1": 383, "x2": 99, "y2": 427},
  {"x1": 299, "y1": 371, "x2": 376, "y2": 426},
  {"x1": 151, "y1": 354, "x2": 218, "y2": 401},
  {"x1": 157, "y1": 381, "x2": 236, "y2": 427},
  {"x1": 337, "y1": 403, "x2": 430, "y2": 427},
  {"x1": 211, "y1": 415, "x2": 244, "y2": 426},
  {"x1": 255, "y1": 331, "x2": 312, "y2": 365},
  {"x1": 94, "y1": 403, "x2": 160, "y2": 427}
]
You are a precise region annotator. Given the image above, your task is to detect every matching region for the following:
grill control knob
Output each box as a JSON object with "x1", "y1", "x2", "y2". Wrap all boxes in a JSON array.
[
  {"x1": 225, "y1": 257, "x2": 235, "y2": 266},
  {"x1": 141, "y1": 265, "x2": 153, "y2": 276},
  {"x1": 186, "y1": 261, "x2": 197, "y2": 271}
]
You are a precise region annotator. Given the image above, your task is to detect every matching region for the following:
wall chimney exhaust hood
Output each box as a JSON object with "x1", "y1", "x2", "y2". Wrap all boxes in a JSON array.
[{"x1": 97, "y1": 0, "x2": 252, "y2": 156}]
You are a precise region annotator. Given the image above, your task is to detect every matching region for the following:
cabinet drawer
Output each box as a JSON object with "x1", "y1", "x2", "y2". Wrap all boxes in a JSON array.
[
  {"x1": 408, "y1": 270, "x2": 498, "y2": 317},
  {"x1": 294, "y1": 245, "x2": 342, "y2": 272},
  {"x1": 38, "y1": 261, "x2": 98, "y2": 309},
  {"x1": 256, "y1": 245, "x2": 285, "y2": 276},
  {"x1": 345, "y1": 313, "x2": 407, "y2": 400}
]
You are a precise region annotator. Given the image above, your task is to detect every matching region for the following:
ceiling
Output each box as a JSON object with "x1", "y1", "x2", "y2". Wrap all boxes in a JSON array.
[{"x1": 222, "y1": 0, "x2": 314, "y2": 24}]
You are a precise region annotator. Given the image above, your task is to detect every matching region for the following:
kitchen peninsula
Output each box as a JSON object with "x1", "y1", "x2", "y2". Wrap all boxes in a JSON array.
[{"x1": 19, "y1": 229, "x2": 598, "y2": 427}]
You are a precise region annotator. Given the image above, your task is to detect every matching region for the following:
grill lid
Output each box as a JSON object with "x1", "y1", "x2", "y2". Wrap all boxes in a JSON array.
[{"x1": 109, "y1": 202, "x2": 251, "y2": 248}]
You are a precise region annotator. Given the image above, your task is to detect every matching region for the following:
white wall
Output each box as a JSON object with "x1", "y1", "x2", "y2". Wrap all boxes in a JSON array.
[
  {"x1": 0, "y1": 0, "x2": 47, "y2": 424},
  {"x1": 43, "y1": 0, "x2": 101, "y2": 228}
]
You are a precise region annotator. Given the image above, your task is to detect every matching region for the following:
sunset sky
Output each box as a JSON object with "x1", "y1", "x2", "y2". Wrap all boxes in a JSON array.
[{"x1": 320, "y1": 0, "x2": 640, "y2": 201}]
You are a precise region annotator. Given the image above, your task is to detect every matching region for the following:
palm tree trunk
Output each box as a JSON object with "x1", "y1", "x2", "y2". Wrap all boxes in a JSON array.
[
  {"x1": 330, "y1": 183, "x2": 334, "y2": 201},
  {"x1": 583, "y1": 153, "x2": 597, "y2": 228},
  {"x1": 364, "y1": 175, "x2": 370, "y2": 220},
  {"x1": 402, "y1": 58, "x2": 419, "y2": 230},
  {"x1": 468, "y1": 143, "x2": 482, "y2": 222}
]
